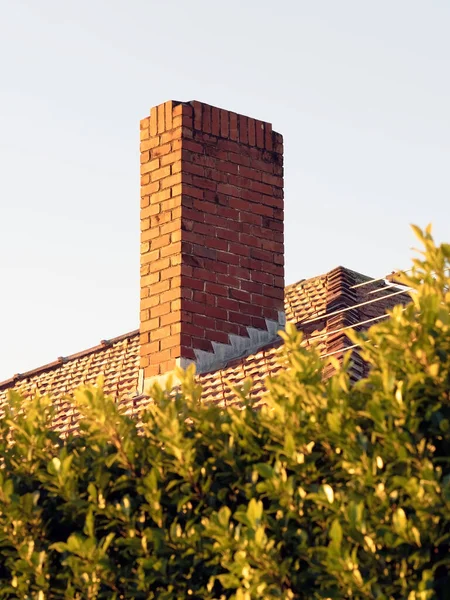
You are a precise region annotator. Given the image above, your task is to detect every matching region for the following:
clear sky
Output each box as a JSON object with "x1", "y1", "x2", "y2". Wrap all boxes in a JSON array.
[{"x1": 1, "y1": 0, "x2": 449, "y2": 381}]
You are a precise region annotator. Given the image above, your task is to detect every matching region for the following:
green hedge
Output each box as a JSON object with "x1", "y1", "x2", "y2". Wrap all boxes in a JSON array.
[{"x1": 0, "y1": 226, "x2": 449, "y2": 599}]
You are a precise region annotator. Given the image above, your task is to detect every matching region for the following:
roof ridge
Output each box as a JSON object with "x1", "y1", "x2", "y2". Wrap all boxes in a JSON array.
[
  {"x1": 0, "y1": 329, "x2": 140, "y2": 390},
  {"x1": 285, "y1": 265, "x2": 375, "y2": 292}
]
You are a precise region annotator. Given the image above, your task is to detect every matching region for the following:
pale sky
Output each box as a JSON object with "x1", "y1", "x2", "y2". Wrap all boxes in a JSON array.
[{"x1": 1, "y1": 0, "x2": 449, "y2": 381}]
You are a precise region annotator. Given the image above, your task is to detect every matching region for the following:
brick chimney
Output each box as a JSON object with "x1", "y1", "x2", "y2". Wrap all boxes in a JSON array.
[{"x1": 139, "y1": 100, "x2": 284, "y2": 382}]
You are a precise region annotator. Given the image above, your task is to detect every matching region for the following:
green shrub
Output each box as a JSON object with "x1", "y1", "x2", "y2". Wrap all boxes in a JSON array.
[{"x1": 0, "y1": 226, "x2": 449, "y2": 599}]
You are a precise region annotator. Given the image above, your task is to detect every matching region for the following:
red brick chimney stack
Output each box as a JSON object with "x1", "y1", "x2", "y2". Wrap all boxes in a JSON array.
[{"x1": 139, "y1": 100, "x2": 284, "y2": 381}]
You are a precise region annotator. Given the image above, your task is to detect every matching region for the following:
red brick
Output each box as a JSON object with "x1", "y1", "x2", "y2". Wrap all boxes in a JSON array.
[
  {"x1": 193, "y1": 291, "x2": 207, "y2": 304},
  {"x1": 242, "y1": 166, "x2": 264, "y2": 182},
  {"x1": 264, "y1": 122, "x2": 273, "y2": 150},
  {"x1": 141, "y1": 340, "x2": 160, "y2": 356},
  {"x1": 172, "y1": 103, "x2": 184, "y2": 118},
  {"x1": 182, "y1": 276, "x2": 206, "y2": 291},
  {"x1": 160, "y1": 220, "x2": 181, "y2": 236},
  {"x1": 150, "y1": 303, "x2": 171, "y2": 319},
  {"x1": 142, "y1": 137, "x2": 161, "y2": 154},
  {"x1": 252, "y1": 180, "x2": 277, "y2": 196},
  {"x1": 195, "y1": 244, "x2": 217, "y2": 260},
  {"x1": 151, "y1": 166, "x2": 171, "y2": 182},
  {"x1": 202, "y1": 306, "x2": 227, "y2": 320},
  {"x1": 204, "y1": 168, "x2": 228, "y2": 184},
  {"x1": 217, "y1": 183, "x2": 241, "y2": 198},
  {"x1": 263, "y1": 285, "x2": 284, "y2": 300},
  {"x1": 255, "y1": 121, "x2": 264, "y2": 148},
  {"x1": 250, "y1": 247, "x2": 273, "y2": 262},
  {"x1": 211, "y1": 106, "x2": 220, "y2": 136},
  {"x1": 160, "y1": 242, "x2": 182, "y2": 259},
  {"x1": 205, "y1": 282, "x2": 228, "y2": 297},
  {"x1": 160, "y1": 334, "x2": 179, "y2": 351},
  {"x1": 182, "y1": 323, "x2": 205, "y2": 338},
  {"x1": 157, "y1": 104, "x2": 165, "y2": 134},
  {"x1": 160, "y1": 288, "x2": 181, "y2": 305},
  {"x1": 160, "y1": 129, "x2": 183, "y2": 145},
  {"x1": 251, "y1": 294, "x2": 280, "y2": 309},
  {"x1": 150, "y1": 109, "x2": 158, "y2": 137},
  {"x1": 227, "y1": 198, "x2": 250, "y2": 213},
  {"x1": 215, "y1": 319, "x2": 240, "y2": 335},
  {"x1": 215, "y1": 159, "x2": 239, "y2": 175},
  {"x1": 228, "y1": 152, "x2": 251, "y2": 167},
  {"x1": 274, "y1": 253, "x2": 284, "y2": 266},
  {"x1": 192, "y1": 176, "x2": 217, "y2": 191},
  {"x1": 216, "y1": 296, "x2": 240, "y2": 312},
  {"x1": 161, "y1": 152, "x2": 182, "y2": 168},
  {"x1": 160, "y1": 311, "x2": 181, "y2": 327},
  {"x1": 229, "y1": 113, "x2": 238, "y2": 141},
  {"x1": 251, "y1": 316, "x2": 267, "y2": 329},
  {"x1": 150, "y1": 144, "x2": 171, "y2": 159},
  {"x1": 230, "y1": 288, "x2": 251, "y2": 303},
  {"x1": 215, "y1": 228, "x2": 240, "y2": 243},
  {"x1": 150, "y1": 346, "x2": 171, "y2": 363},
  {"x1": 140, "y1": 269, "x2": 162, "y2": 287},
  {"x1": 239, "y1": 115, "x2": 248, "y2": 144},
  {"x1": 220, "y1": 110, "x2": 229, "y2": 138},
  {"x1": 241, "y1": 280, "x2": 263, "y2": 294},
  {"x1": 192, "y1": 314, "x2": 216, "y2": 330},
  {"x1": 140, "y1": 196, "x2": 150, "y2": 209},
  {"x1": 182, "y1": 139, "x2": 204, "y2": 153},
  {"x1": 183, "y1": 299, "x2": 208, "y2": 314},
  {"x1": 226, "y1": 265, "x2": 247, "y2": 279},
  {"x1": 183, "y1": 162, "x2": 205, "y2": 177},
  {"x1": 209, "y1": 330, "x2": 230, "y2": 344},
  {"x1": 141, "y1": 291, "x2": 159, "y2": 308},
  {"x1": 140, "y1": 316, "x2": 160, "y2": 333},
  {"x1": 228, "y1": 310, "x2": 251, "y2": 326},
  {"x1": 203, "y1": 213, "x2": 230, "y2": 229},
  {"x1": 250, "y1": 155, "x2": 276, "y2": 173},
  {"x1": 141, "y1": 228, "x2": 160, "y2": 243},
  {"x1": 238, "y1": 233, "x2": 260, "y2": 248},
  {"x1": 216, "y1": 250, "x2": 240, "y2": 265},
  {"x1": 228, "y1": 242, "x2": 250, "y2": 257},
  {"x1": 191, "y1": 337, "x2": 213, "y2": 352},
  {"x1": 260, "y1": 239, "x2": 284, "y2": 253},
  {"x1": 141, "y1": 181, "x2": 160, "y2": 196},
  {"x1": 149, "y1": 234, "x2": 171, "y2": 251},
  {"x1": 252, "y1": 203, "x2": 274, "y2": 218},
  {"x1": 261, "y1": 172, "x2": 283, "y2": 187},
  {"x1": 240, "y1": 302, "x2": 264, "y2": 318},
  {"x1": 141, "y1": 204, "x2": 161, "y2": 220},
  {"x1": 161, "y1": 173, "x2": 183, "y2": 189},
  {"x1": 248, "y1": 118, "x2": 256, "y2": 146},
  {"x1": 208, "y1": 237, "x2": 228, "y2": 251},
  {"x1": 202, "y1": 104, "x2": 211, "y2": 133},
  {"x1": 165, "y1": 102, "x2": 173, "y2": 130},
  {"x1": 240, "y1": 212, "x2": 263, "y2": 226},
  {"x1": 182, "y1": 184, "x2": 204, "y2": 200},
  {"x1": 182, "y1": 208, "x2": 205, "y2": 223},
  {"x1": 192, "y1": 101, "x2": 202, "y2": 130}
]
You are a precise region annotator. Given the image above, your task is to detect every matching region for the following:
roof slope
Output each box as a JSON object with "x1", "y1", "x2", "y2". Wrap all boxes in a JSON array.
[{"x1": 0, "y1": 266, "x2": 410, "y2": 434}]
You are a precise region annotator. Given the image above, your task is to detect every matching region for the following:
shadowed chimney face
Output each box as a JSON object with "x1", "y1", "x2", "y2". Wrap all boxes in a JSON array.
[{"x1": 139, "y1": 100, "x2": 284, "y2": 379}]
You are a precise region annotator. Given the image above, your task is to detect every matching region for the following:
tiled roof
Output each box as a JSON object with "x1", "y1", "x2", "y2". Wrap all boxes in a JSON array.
[
  {"x1": 0, "y1": 266, "x2": 410, "y2": 434},
  {"x1": 284, "y1": 273, "x2": 328, "y2": 323}
]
